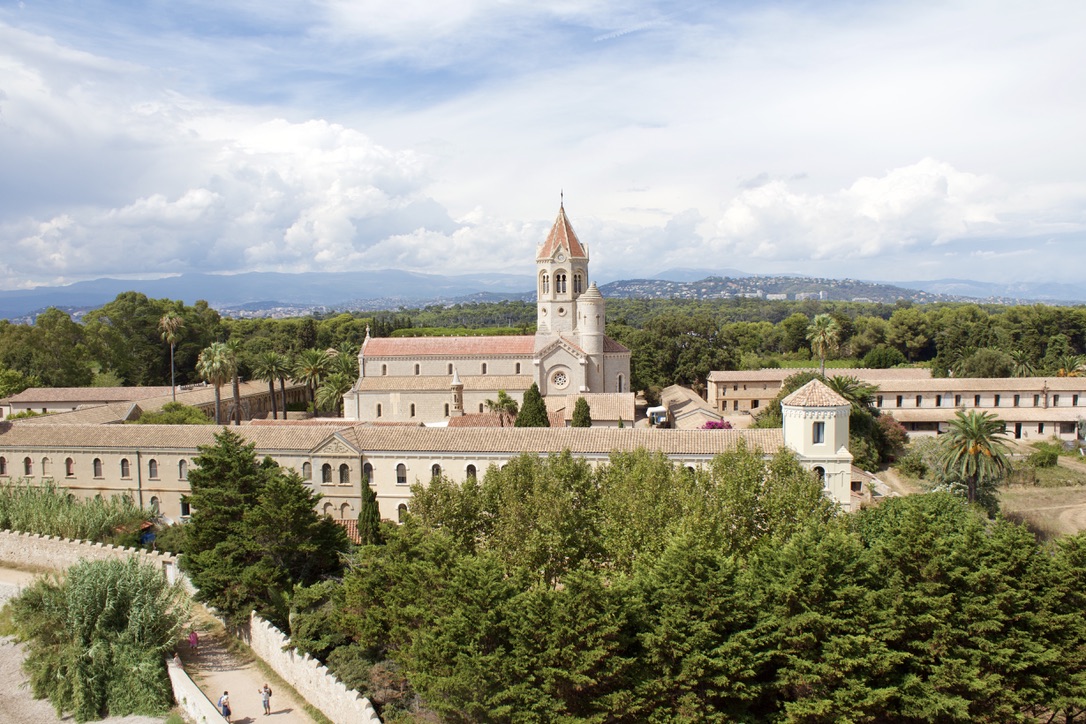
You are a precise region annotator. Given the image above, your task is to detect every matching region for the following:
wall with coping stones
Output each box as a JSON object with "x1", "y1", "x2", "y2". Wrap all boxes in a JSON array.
[
  {"x1": 0, "y1": 528, "x2": 177, "y2": 575},
  {"x1": 166, "y1": 656, "x2": 227, "y2": 724},
  {"x1": 239, "y1": 612, "x2": 380, "y2": 724}
]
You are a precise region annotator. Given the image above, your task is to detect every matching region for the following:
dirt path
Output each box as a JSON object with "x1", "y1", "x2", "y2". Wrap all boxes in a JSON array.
[{"x1": 0, "y1": 567, "x2": 318, "y2": 724}]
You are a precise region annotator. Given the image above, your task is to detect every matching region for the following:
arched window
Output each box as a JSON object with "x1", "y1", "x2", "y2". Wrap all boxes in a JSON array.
[
  {"x1": 414, "y1": 363, "x2": 421, "y2": 375},
  {"x1": 410, "y1": 403, "x2": 416, "y2": 417},
  {"x1": 556, "y1": 273, "x2": 567, "y2": 294},
  {"x1": 813, "y1": 466, "x2": 826, "y2": 482},
  {"x1": 340, "y1": 502, "x2": 352, "y2": 519},
  {"x1": 617, "y1": 374, "x2": 625, "y2": 393},
  {"x1": 41, "y1": 457, "x2": 51, "y2": 477},
  {"x1": 479, "y1": 403, "x2": 484, "y2": 413},
  {"x1": 444, "y1": 403, "x2": 450, "y2": 416},
  {"x1": 397, "y1": 503, "x2": 408, "y2": 523},
  {"x1": 448, "y1": 363, "x2": 454, "y2": 374},
  {"x1": 322, "y1": 464, "x2": 332, "y2": 484},
  {"x1": 481, "y1": 362, "x2": 488, "y2": 375},
  {"x1": 148, "y1": 459, "x2": 159, "y2": 479},
  {"x1": 573, "y1": 273, "x2": 583, "y2": 294},
  {"x1": 0, "y1": 457, "x2": 6, "y2": 475},
  {"x1": 178, "y1": 460, "x2": 188, "y2": 480},
  {"x1": 339, "y1": 463, "x2": 350, "y2": 485},
  {"x1": 466, "y1": 464, "x2": 477, "y2": 479},
  {"x1": 120, "y1": 458, "x2": 130, "y2": 478},
  {"x1": 150, "y1": 496, "x2": 160, "y2": 514},
  {"x1": 515, "y1": 362, "x2": 521, "y2": 374},
  {"x1": 541, "y1": 273, "x2": 550, "y2": 294},
  {"x1": 91, "y1": 458, "x2": 101, "y2": 478},
  {"x1": 23, "y1": 457, "x2": 32, "y2": 475},
  {"x1": 396, "y1": 463, "x2": 407, "y2": 485},
  {"x1": 431, "y1": 464, "x2": 441, "y2": 478},
  {"x1": 381, "y1": 364, "x2": 387, "y2": 376},
  {"x1": 376, "y1": 404, "x2": 382, "y2": 418},
  {"x1": 363, "y1": 462, "x2": 373, "y2": 485},
  {"x1": 65, "y1": 458, "x2": 75, "y2": 477},
  {"x1": 302, "y1": 462, "x2": 312, "y2": 479},
  {"x1": 323, "y1": 502, "x2": 334, "y2": 516}
]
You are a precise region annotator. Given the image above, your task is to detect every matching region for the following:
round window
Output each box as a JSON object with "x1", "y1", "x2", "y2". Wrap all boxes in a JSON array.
[
  {"x1": 552, "y1": 370, "x2": 569, "y2": 389},
  {"x1": 557, "y1": 307, "x2": 566, "y2": 316}
]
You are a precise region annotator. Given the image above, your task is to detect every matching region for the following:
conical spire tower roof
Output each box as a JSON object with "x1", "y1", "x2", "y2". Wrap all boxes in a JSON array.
[{"x1": 537, "y1": 204, "x2": 587, "y2": 261}]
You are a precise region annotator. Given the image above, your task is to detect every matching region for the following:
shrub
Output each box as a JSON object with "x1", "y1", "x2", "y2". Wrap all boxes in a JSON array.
[
  {"x1": 862, "y1": 345, "x2": 907, "y2": 369},
  {"x1": 702, "y1": 420, "x2": 733, "y2": 430},
  {"x1": 0, "y1": 481, "x2": 152, "y2": 542},
  {"x1": 1028, "y1": 447, "x2": 1059, "y2": 469}
]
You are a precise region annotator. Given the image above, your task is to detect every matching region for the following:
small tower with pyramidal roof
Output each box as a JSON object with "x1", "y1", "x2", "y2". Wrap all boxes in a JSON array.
[{"x1": 781, "y1": 379, "x2": 855, "y2": 510}]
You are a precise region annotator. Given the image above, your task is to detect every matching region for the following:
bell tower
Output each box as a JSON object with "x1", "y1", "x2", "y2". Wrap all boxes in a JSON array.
[{"x1": 536, "y1": 202, "x2": 589, "y2": 337}]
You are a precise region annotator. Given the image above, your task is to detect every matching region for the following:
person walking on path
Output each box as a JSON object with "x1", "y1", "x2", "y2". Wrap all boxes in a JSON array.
[
  {"x1": 218, "y1": 690, "x2": 232, "y2": 722},
  {"x1": 188, "y1": 629, "x2": 199, "y2": 654},
  {"x1": 260, "y1": 683, "x2": 273, "y2": 715}
]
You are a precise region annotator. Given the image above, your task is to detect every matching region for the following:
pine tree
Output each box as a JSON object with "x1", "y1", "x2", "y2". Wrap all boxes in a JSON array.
[
  {"x1": 571, "y1": 397, "x2": 592, "y2": 427},
  {"x1": 515, "y1": 382, "x2": 549, "y2": 427},
  {"x1": 357, "y1": 483, "x2": 383, "y2": 545}
]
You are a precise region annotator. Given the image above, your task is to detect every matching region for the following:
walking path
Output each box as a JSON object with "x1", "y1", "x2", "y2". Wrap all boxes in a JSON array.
[{"x1": 0, "y1": 566, "x2": 318, "y2": 724}]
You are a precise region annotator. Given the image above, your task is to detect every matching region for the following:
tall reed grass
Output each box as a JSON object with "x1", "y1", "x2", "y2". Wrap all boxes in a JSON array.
[{"x1": 0, "y1": 479, "x2": 153, "y2": 543}]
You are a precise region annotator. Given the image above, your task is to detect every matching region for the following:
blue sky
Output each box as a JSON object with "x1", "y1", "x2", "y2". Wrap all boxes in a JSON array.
[{"x1": 2, "y1": 0, "x2": 1085, "y2": 290}]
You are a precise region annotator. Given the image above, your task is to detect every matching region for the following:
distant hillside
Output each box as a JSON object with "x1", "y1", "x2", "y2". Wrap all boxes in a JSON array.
[{"x1": 1, "y1": 268, "x2": 1081, "y2": 321}]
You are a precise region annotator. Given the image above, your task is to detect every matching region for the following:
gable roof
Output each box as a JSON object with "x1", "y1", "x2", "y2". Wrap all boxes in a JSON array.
[
  {"x1": 6, "y1": 386, "x2": 174, "y2": 404},
  {"x1": 537, "y1": 205, "x2": 587, "y2": 260}
]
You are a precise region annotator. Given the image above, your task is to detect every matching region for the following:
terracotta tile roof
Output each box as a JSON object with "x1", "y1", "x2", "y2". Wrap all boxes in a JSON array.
[
  {"x1": 660, "y1": 385, "x2": 725, "y2": 429},
  {"x1": 544, "y1": 394, "x2": 637, "y2": 422},
  {"x1": 7, "y1": 386, "x2": 174, "y2": 404},
  {"x1": 363, "y1": 336, "x2": 537, "y2": 357},
  {"x1": 0, "y1": 422, "x2": 352, "y2": 453},
  {"x1": 781, "y1": 380, "x2": 850, "y2": 407},
  {"x1": 340, "y1": 426, "x2": 785, "y2": 456},
  {"x1": 708, "y1": 368, "x2": 932, "y2": 383},
  {"x1": 537, "y1": 205, "x2": 587, "y2": 260},
  {"x1": 603, "y1": 336, "x2": 630, "y2": 353},
  {"x1": 446, "y1": 411, "x2": 565, "y2": 428},
  {"x1": 337, "y1": 519, "x2": 361, "y2": 543},
  {"x1": 14, "y1": 402, "x2": 142, "y2": 425},
  {"x1": 357, "y1": 375, "x2": 532, "y2": 392},
  {"x1": 871, "y1": 377, "x2": 1086, "y2": 393}
]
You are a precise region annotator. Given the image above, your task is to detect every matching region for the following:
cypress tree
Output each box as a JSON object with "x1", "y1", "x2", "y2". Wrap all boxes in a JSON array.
[
  {"x1": 571, "y1": 397, "x2": 592, "y2": 427},
  {"x1": 358, "y1": 483, "x2": 383, "y2": 545},
  {"x1": 515, "y1": 382, "x2": 550, "y2": 427}
]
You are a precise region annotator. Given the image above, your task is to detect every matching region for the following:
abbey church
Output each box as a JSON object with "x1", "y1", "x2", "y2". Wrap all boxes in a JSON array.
[{"x1": 342, "y1": 205, "x2": 635, "y2": 424}]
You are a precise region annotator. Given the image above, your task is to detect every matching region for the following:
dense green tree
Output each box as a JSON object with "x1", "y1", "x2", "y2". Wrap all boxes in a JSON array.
[
  {"x1": 955, "y1": 347, "x2": 1015, "y2": 378},
  {"x1": 570, "y1": 397, "x2": 592, "y2": 427},
  {"x1": 886, "y1": 306, "x2": 932, "y2": 362},
  {"x1": 0, "y1": 365, "x2": 37, "y2": 398},
  {"x1": 357, "y1": 483, "x2": 383, "y2": 546},
  {"x1": 514, "y1": 383, "x2": 549, "y2": 427},
  {"x1": 862, "y1": 344, "x2": 906, "y2": 369},
  {"x1": 134, "y1": 401, "x2": 212, "y2": 425}
]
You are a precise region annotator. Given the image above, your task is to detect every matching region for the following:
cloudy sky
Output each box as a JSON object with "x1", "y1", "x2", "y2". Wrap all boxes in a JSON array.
[{"x1": 2, "y1": 1, "x2": 1084, "y2": 291}]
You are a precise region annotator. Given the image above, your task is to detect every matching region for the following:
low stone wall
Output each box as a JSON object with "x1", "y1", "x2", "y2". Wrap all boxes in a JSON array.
[
  {"x1": 0, "y1": 528, "x2": 177, "y2": 575},
  {"x1": 242, "y1": 612, "x2": 380, "y2": 724},
  {"x1": 166, "y1": 656, "x2": 227, "y2": 724}
]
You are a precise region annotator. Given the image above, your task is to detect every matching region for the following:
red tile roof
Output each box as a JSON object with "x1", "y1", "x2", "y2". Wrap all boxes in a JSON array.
[
  {"x1": 363, "y1": 336, "x2": 536, "y2": 357},
  {"x1": 537, "y1": 205, "x2": 587, "y2": 260}
]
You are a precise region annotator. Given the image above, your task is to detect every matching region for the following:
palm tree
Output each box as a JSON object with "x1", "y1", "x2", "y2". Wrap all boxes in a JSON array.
[
  {"x1": 252, "y1": 351, "x2": 290, "y2": 420},
  {"x1": 158, "y1": 312, "x2": 185, "y2": 402},
  {"x1": 196, "y1": 342, "x2": 231, "y2": 425},
  {"x1": 1055, "y1": 354, "x2": 1085, "y2": 377},
  {"x1": 315, "y1": 371, "x2": 355, "y2": 417},
  {"x1": 327, "y1": 342, "x2": 359, "y2": 378},
  {"x1": 940, "y1": 409, "x2": 1011, "y2": 506},
  {"x1": 826, "y1": 375, "x2": 878, "y2": 416},
  {"x1": 294, "y1": 349, "x2": 330, "y2": 412},
  {"x1": 1009, "y1": 349, "x2": 1036, "y2": 378},
  {"x1": 485, "y1": 390, "x2": 519, "y2": 427},
  {"x1": 807, "y1": 314, "x2": 840, "y2": 377},
  {"x1": 224, "y1": 340, "x2": 243, "y2": 425},
  {"x1": 278, "y1": 353, "x2": 293, "y2": 418}
]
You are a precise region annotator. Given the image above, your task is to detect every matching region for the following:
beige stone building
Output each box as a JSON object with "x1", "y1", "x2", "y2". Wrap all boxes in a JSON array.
[
  {"x1": 708, "y1": 368, "x2": 1086, "y2": 442},
  {"x1": 342, "y1": 205, "x2": 634, "y2": 425},
  {"x1": 0, "y1": 379, "x2": 859, "y2": 521}
]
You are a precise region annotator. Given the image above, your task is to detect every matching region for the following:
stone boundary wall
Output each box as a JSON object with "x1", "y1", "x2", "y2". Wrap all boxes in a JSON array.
[
  {"x1": 0, "y1": 528, "x2": 177, "y2": 576},
  {"x1": 241, "y1": 611, "x2": 380, "y2": 724},
  {"x1": 166, "y1": 656, "x2": 227, "y2": 724}
]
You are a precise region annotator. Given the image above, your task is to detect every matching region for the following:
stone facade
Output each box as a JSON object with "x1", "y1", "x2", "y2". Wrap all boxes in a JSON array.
[{"x1": 342, "y1": 205, "x2": 633, "y2": 424}]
